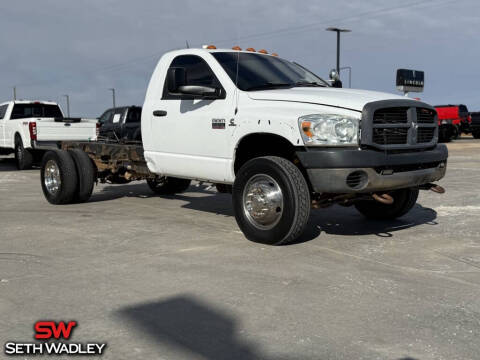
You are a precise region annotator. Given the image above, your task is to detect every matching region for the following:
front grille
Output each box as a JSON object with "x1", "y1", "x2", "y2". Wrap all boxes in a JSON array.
[
  {"x1": 373, "y1": 107, "x2": 408, "y2": 124},
  {"x1": 416, "y1": 108, "x2": 436, "y2": 123},
  {"x1": 373, "y1": 128, "x2": 408, "y2": 144},
  {"x1": 418, "y1": 128, "x2": 435, "y2": 143},
  {"x1": 362, "y1": 100, "x2": 438, "y2": 150}
]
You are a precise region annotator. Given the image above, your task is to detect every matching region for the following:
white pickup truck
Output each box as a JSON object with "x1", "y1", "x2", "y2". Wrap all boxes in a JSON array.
[
  {"x1": 38, "y1": 47, "x2": 448, "y2": 245},
  {"x1": 0, "y1": 100, "x2": 98, "y2": 169}
]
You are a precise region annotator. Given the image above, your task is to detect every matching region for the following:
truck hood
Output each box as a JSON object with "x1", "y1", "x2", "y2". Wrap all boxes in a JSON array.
[{"x1": 247, "y1": 87, "x2": 411, "y2": 112}]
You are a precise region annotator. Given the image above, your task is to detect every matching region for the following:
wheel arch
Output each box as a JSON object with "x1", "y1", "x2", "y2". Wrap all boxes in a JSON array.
[{"x1": 233, "y1": 132, "x2": 304, "y2": 174}]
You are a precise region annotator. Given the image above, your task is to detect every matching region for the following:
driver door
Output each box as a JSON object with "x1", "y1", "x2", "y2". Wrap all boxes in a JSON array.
[{"x1": 148, "y1": 54, "x2": 233, "y2": 182}]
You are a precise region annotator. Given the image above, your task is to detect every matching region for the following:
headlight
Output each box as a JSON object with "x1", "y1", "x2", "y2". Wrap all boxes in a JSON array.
[{"x1": 299, "y1": 114, "x2": 360, "y2": 146}]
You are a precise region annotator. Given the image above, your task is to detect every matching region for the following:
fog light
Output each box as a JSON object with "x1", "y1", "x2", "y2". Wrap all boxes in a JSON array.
[{"x1": 346, "y1": 171, "x2": 368, "y2": 189}]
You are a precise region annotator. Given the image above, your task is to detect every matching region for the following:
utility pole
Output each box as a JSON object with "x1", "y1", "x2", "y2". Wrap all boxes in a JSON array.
[
  {"x1": 63, "y1": 94, "x2": 70, "y2": 117},
  {"x1": 13, "y1": 86, "x2": 16, "y2": 100},
  {"x1": 326, "y1": 27, "x2": 351, "y2": 75},
  {"x1": 109, "y1": 88, "x2": 116, "y2": 109}
]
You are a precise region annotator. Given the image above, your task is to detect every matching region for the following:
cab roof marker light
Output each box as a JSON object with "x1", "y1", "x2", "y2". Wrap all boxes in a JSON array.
[
  {"x1": 258, "y1": 49, "x2": 268, "y2": 54},
  {"x1": 271, "y1": 52, "x2": 279, "y2": 56},
  {"x1": 232, "y1": 46, "x2": 242, "y2": 50},
  {"x1": 246, "y1": 47, "x2": 256, "y2": 52},
  {"x1": 202, "y1": 45, "x2": 217, "y2": 49}
]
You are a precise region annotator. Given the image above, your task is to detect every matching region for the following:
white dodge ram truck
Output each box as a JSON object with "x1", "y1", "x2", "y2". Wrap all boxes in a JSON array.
[
  {"x1": 39, "y1": 48, "x2": 448, "y2": 245},
  {"x1": 0, "y1": 100, "x2": 98, "y2": 169}
]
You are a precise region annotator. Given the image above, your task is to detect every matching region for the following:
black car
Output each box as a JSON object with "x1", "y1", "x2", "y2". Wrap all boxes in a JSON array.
[{"x1": 98, "y1": 106, "x2": 142, "y2": 141}]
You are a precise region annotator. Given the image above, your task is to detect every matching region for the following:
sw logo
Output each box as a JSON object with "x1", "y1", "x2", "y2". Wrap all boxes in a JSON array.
[
  {"x1": 34, "y1": 321, "x2": 77, "y2": 340},
  {"x1": 4, "y1": 320, "x2": 106, "y2": 356}
]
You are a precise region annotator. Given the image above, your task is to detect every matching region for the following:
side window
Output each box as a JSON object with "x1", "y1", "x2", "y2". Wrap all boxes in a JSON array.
[
  {"x1": 99, "y1": 109, "x2": 114, "y2": 124},
  {"x1": 0, "y1": 105, "x2": 8, "y2": 119},
  {"x1": 126, "y1": 107, "x2": 141, "y2": 123},
  {"x1": 163, "y1": 55, "x2": 223, "y2": 99}
]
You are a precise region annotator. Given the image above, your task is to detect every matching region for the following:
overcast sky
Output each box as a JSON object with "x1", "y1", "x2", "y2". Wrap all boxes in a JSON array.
[{"x1": 0, "y1": 0, "x2": 477, "y2": 117}]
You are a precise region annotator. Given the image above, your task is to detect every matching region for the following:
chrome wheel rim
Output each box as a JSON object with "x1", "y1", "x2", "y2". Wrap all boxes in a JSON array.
[
  {"x1": 243, "y1": 174, "x2": 283, "y2": 230},
  {"x1": 44, "y1": 160, "x2": 61, "y2": 195}
]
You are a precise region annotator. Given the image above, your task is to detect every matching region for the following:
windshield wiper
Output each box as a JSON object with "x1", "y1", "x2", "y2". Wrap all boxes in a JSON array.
[
  {"x1": 245, "y1": 82, "x2": 293, "y2": 91},
  {"x1": 293, "y1": 81, "x2": 325, "y2": 87}
]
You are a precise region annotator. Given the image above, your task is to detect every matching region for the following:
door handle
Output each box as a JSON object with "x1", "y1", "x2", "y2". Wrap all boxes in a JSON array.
[{"x1": 153, "y1": 110, "x2": 167, "y2": 117}]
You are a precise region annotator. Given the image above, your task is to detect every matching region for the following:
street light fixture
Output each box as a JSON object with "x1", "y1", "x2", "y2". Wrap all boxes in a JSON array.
[{"x1": 326, "y1": 27, "x2": 351, "y2": 76}]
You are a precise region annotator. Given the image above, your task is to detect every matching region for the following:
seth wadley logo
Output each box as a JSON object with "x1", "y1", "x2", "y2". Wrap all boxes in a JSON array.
[{"x1": 4, "y1": 321, "x2": 107, "y2": 356}]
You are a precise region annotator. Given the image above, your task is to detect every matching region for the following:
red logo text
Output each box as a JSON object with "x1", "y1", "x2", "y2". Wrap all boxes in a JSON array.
[{"x1": 34, "y1": 321, "x2": 77, "y2": 340}]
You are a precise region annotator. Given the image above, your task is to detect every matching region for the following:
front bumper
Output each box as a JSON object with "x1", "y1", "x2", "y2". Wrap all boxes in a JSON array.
[{"x1": 296, "y1": 145, "x2": 448, "y2": 193}]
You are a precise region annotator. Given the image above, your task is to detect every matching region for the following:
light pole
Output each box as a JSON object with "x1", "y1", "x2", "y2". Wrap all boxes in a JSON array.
[
  {"x1": 340, "y1": 66, "x2": 352, "y2": 88},
  {"x1": 63, "y1": 94, "x2": 70, "y2": 117},
  {"x1": 326, "y1": 27, "x2": 351, "y2": 76},
  {"x1": 109, "y1": 88, "x2": 116, "y2": 109}
]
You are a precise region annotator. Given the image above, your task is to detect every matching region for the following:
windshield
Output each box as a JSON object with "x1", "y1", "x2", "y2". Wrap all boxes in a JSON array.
[
  {"x1": 10, "y1": 103, "x2": 63, "y2": 119},
  {"x1": 212, "y1": 52, "x2": 329, "y2": 91}
]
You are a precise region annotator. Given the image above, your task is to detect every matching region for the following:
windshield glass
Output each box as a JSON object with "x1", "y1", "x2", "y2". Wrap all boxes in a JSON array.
[
  {"x1": 10, "y1": 104, "x2": 63, "y2": 119},
  {"x1": 212, "y1": 52, "x2": 329, "y2": 91}
]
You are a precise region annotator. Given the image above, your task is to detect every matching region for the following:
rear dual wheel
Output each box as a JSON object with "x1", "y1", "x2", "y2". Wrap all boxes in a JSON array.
[{"x1": 41, "y1": 150, "x2": 95, "y2": 204}]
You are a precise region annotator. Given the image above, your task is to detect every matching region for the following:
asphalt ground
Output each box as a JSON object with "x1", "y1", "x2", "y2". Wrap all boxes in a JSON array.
[{"x1": 1, "y1": 138, "x2": 479, "y2": 360}]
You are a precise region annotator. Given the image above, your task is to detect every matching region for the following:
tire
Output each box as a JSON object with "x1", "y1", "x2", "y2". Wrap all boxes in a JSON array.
[
  {"x1": 452, "y1": 125, "x2": 460, "y2": 140},
  {"x1": 68, "y1": 149, "x2": 96, "y2": 203},
  {"x1": 15, "y1": 136, "x2": 33, "y2": 170},
  {"x1": 40, "y1": 150, "x2": 78, "y2": 205},
  {"x1": 147, "y1": 176, "x2": 191, "y2": 195},
  {"x1": 355, "y1": 188, "x2": 419, "y2": 220},
  {"x1": 232, "y1": 156, "x2": 310, "y2": 245},
  {"x1": 473, "y1": 131, "x2": 480, "y2": 139}
]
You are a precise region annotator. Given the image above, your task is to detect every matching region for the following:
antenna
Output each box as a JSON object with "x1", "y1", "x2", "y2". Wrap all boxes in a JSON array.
[{"x1": 185, "y1": 40, "x2": 190, "y2": 49}]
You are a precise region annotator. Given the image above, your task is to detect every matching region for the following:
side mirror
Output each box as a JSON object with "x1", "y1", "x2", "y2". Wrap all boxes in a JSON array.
[
  {"x1": 167, "y1": 67, "x2": 186, "y2": 93},
  {"x1": 177, "y1": 85, "x2": 220, "y2": 98}
]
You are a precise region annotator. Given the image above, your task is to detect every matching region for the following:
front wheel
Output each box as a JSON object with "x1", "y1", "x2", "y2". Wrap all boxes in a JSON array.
[
  {"x1": 232, "y1": 156, "x2": 311, "y2": 245},
  {"x1": 15, "y1": 137, "x2": 33, "y2": 170},
  {"x1": 354, "y1": 188, "x2": 419, "y2": 220}
]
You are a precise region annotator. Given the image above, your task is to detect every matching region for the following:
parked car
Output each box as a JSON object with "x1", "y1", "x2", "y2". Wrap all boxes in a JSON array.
[
  {"x1": 469, "y1": 112, "x2": 480, "y2": 139},
  {"x1": 0, "y1": 100, "x2": 98, "y2": 169},
  {"x1": 39, "y1": 47, "x2": 447, "y2": 245},
  {"x1": 435, "y1": 104, "x2": 470, "y2": 141},
  {"x1": 98, "y1": 106, "x2": 142, "y2": 142}
]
